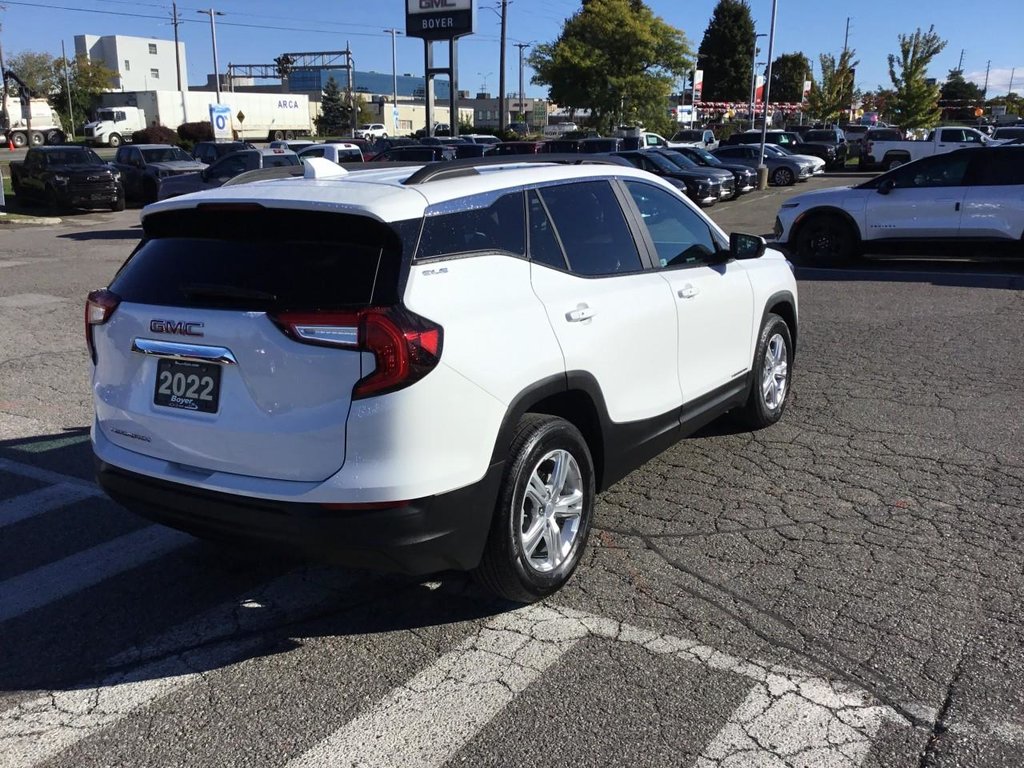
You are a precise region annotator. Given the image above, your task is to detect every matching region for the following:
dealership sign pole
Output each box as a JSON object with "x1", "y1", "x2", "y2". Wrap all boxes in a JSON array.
[{"x1": 406, "y1": 0, "x2": 475, "y2": 137}]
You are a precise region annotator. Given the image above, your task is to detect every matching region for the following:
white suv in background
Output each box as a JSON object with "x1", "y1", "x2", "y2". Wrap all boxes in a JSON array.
[
  {"x1": 88, "y1": 155, "x2": 798, "y2": 602},
  {"x1": 354, "y1": 123, "x2": 387, "y2": 140},
  {"x1": 775, "y1": 145, "x2": 1024, "y2": 263}
]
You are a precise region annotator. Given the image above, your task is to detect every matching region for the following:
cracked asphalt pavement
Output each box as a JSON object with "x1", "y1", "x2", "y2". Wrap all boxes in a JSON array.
[{"x1": 0, "y1": 181, "x2": 1022, "y2": 767}]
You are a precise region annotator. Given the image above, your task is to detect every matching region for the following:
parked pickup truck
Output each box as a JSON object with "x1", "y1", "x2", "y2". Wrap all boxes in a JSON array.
[
  {"x1": 667, "y1": 128, "x2": 718, "y2": 150},
  {"x1": 10, "y1": 146, "x2": 124, "y2": 211},
  {"x1": 157, "y1": 148, "x2": 299, "y2": 200},
  {"x1": 861, "y1": 126, "x2": 995, "y2": 171},
  {"x1": 111, "y1": 144, "x2": 207, "y2": 204},
  {"x1": 296, "y1": 142, "x2": 364, "y2": 164}
]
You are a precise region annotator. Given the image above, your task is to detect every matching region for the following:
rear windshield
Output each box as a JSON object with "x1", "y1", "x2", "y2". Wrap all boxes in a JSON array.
[
  {"x1": 803, "y1": 130, "x2": 836, "y2": 142},
  {"x1": 111, "y1": 208, "x2": 415, "y2": 311},
  {"x1": 671, "y1": 131, "x2": 703, "y2": 141}
]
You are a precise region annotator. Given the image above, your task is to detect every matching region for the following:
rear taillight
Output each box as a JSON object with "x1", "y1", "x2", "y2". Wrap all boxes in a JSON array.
[
  {"x1": 271, "y1": 307, "x2": 443, "y2": 399},
  {"x1": 85, "y1": 289, "x2": 121, "y2": 364}
]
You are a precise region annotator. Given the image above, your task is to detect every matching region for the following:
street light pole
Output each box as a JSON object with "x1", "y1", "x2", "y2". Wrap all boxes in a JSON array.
[
  {"x1": 757, "y1": 0, "x2": 779, "y2": 188},
  {"x1": 197, "y1": 9, "x2": 225, "y2": 104},
  {"x1": 748, "y1": 32, "x2": 766, "y2": 130},
  {"x1": 383, "y1": 28, "x2": 402, "y2": 135},
  {"x1": 498, "y1": 0, "x2": 508, "y2": 132},
  {"x1": 515, "y1": 42, "x2": 529, "y2": 127}
]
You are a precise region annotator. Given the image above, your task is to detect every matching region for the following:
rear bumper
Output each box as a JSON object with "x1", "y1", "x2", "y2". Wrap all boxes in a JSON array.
[{"x1": 96, "y1": 458, "x2": 504, "y2": 575}]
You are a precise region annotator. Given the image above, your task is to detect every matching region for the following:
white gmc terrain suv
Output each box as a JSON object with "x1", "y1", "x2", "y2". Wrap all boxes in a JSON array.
[{"x1": 89, "y1": 155, "x2": 798, "y2": 602}]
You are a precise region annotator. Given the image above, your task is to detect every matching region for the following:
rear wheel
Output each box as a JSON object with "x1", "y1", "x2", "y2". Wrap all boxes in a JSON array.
[
  {"x1": 772, "y1": 166, "x2": 795, "y2": 186},
  {"x1": 45, "y1": 185, "x2": 64, "y2": 212},
  {"x1": 884, "y1": 156, "x2": 906, "y2": 171},
  {"x1": 285, "y1": 130, "x2": 295, "y2": 140},
  {"x1": 735, "y1": 313, "x2": 793, "y2": 430},
  {"x1": 29, "y1": 131, "x2": 45, "y2": 146},
  {"x1": 794, "y1": 213, "x2": 859, "y2": 265},
  {"x1": 10, "y1": 131, "x2": 27, "y2": 148},
  {"x1": 272, "y1": 130, "x2": 284, "y2": 141},
  {"x1": 474, "y1": 414, "x2": 595, "y2": 603}
]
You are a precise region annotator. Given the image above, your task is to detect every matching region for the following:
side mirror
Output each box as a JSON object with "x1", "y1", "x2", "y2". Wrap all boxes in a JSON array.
[
  {"x1": 730, "y1": 232, "x2": 766, "y2": 260},
  {"x1": 877, "y1": 178, "x2": 895, "y2": 195}
]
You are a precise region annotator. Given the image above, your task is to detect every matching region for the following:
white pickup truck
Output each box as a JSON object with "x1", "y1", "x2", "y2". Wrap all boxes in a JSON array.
[{"x1": 861, "y1": 126, "x2": 996, "y2": 171}]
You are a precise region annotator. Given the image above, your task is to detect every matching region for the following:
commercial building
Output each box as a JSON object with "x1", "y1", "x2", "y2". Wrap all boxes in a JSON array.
[{"x1": 75, "y1": 34, "x2": 188, "y2": 92}]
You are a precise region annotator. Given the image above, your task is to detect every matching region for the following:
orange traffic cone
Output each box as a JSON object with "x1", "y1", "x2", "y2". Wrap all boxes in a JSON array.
[{"x1": 6, "y1": 137, "x2": 13, "y2": 151}]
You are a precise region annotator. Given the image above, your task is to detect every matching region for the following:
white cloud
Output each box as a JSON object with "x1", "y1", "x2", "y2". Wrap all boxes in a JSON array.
[{"x1": 963, "y1": 67, "x2": 1024, "y2": 96}]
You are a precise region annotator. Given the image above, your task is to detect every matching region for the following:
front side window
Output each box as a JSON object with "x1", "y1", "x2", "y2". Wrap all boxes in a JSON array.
[
  {"x1": 939, "y1": 129, "x2": 966, "y2": 143},
  {"x1": 890, "y1": 153, "x2": 971, "y2": 188},
  {"x1": 526, "y1": 189, "x2": 567, "y2": 270},
  {"x1": 625, "y1": 181, "x2": 720, "y2": 268},
  {"x1": 417, "y1": 191, "x2": 525, "y2": 259},
  {"x1": 538, "y1": 181, "x2": 643, "y2": 276}
]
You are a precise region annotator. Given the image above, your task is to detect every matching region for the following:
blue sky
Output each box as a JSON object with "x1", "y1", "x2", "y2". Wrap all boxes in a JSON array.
[{"x1": 2, "y1": 0, "x2": 1022, "y2": 98}]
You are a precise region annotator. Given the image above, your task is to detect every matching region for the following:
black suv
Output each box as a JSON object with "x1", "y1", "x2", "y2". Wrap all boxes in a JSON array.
[
  {"x1": 724, "y1": 130, "x2": 842, "y2": 169},
  {"x1": 799, "y1": 128, "x2": 849, "y2": 168}
]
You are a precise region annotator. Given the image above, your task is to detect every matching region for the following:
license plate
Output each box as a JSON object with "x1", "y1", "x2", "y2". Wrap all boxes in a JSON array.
[{"x1": 154, "y1": 359, "x2": 221, "y2": 413}]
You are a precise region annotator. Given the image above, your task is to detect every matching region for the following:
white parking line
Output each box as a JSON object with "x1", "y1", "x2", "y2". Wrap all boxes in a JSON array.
[
  {"x1": 287, "y1": 604, "x2": 580, "y2": 768},
  {"x1": 0, "y1": 457, "x2": 104, "y2": 496},
  {"x1": 0, "y1": 570, "x2": 365, "y2": 768},
  {"x1": 0, "y1": 526, "x2": 191, "y2": 624},
  {"x1": 0, "y1": 484, "x2": 94, "y2": 529}
]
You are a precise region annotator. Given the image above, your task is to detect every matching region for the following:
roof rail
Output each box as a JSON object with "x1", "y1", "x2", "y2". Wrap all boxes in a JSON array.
[{"x1": 401, "y1": 153, "x2": 633, "y2": 186}]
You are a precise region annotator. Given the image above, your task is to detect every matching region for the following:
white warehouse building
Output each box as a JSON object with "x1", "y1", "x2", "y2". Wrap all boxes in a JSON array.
[{"x1": 75, "y1": 34, "x2": 188, "y2": 92}]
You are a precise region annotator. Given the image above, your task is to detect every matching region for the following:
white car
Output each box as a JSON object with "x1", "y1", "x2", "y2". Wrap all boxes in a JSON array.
[
  {"x1": 88, "y1": 155, "x2": 798, "y2": 602},
  {"x1": 354, "y1": 123, "x2": 387, "y2": 140},
  {"x1": 774, "y1": 146, "x2": 1024, "y2": 263}
]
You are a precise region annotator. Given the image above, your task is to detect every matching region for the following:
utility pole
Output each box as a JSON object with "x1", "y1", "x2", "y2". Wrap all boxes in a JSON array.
[
  {"x1": 956, "y1": 49, "x2": 965, "y2": 73},
  {"x1": 384, "y1": 28, "x2": 402, "y2": 136},
  {"x1": 60, "y1": 40, "x2": 74, "y2": 138},
  {"x1": 757, "y1": 0, "x2": 779, "y2": 188},
  {"x1": 843, "y1": 17, "x2": 850, "y2": 53},
  {"x1": 171, "y1": 2, "x2": 182, "y2": 92},
  {"x1": 983, "y1": 60, "x2": 991, "y2": 98},
  {"x1": 1009, "y1": 68, "x2": 1016, "y2": 97},
  {"x1": 498, "y1": 0, "x2": 508, "y2": 132},
  {"x1": 514, "y1": 42, "x2": 529, "y2": 127},
  {"x1": 197, "y1": 9, "x2": 225, "y2": 104},
  {"x1": 347, "y1": 42, "x2": 356, "y2": 138}
]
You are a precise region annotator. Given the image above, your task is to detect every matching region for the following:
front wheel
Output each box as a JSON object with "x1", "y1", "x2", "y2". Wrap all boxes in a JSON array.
[
  {"x1": 735, "y1": 313, "x2": 793, "y2": 430},
  {"x1": 107, "y1": 133, "x2": 122, "y2": 148},
  {"x1": 772, "y1": 166, "x2": 795, "y2": 186},
  {"x1": 111, "y1": 193, "x2": 126, "y2": 212},
  {"x1": 474, "y1": 414, "x2": 595, "y2": 603},
  {"x1": 794, "y1": 214, "x2": 859, "y2": 265}
]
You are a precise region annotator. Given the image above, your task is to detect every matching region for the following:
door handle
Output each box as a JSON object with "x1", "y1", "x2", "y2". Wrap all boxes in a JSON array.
[
  {"x1": 565, "y1": 304, "x2": 595, "y2": 323},
  {"x1": 677, "y1": 284, "x2": 700, "y2": 299}
]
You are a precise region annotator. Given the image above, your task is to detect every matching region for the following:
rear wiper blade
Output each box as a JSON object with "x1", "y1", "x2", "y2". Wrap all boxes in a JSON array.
[{"x1": 181, "y1": 283, "x2": 278, "y2": 302}]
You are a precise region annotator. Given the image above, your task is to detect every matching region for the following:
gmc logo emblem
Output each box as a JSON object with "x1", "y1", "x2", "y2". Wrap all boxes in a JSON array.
[
  {"x1": 150, "y1": 320, "x2": 205, "y2": 336},
  {"x1": 419, "y1": 0, "x2": 456, "y2": 7}
]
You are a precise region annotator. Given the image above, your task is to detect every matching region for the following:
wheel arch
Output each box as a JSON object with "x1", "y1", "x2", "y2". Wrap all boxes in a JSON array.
[
  {"x1": 790, "y1": 205, "x2": 862, "y2": 250},
  {"x1": 762, "y1": 290, "x2": 798, "y2": 356},
  {"x1": 489, "y1": 373, "x2": 610, "y2": 492}
]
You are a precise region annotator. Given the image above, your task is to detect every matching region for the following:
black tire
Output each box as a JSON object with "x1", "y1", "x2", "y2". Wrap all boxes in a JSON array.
[
  {"x1": 45, "y1": 129, "x2": 66, "y2": 145},
  {"x1": 112, "y1": 194, "x2": 126, "y2": 212},
  {"x1": 11, "y1": 131, "x2": 27, "y2": 148},
  {"x1": 884, "y1": 156, "x2": 905, "y2": 171},
  {"x1": 772, "y1": 166, "x2": 795, "y2": 186},
  {"x1": 45, "y1": 186, "x2": 64, "y2": 213},
  {"x1": 735, "y1": 313, "x2": 794, "y2": 430},
  {"x1": 285, "y1": 130, "x2": 295, "y2": 140},
  {"x1": 474, "y1": 414, "x2": 595, "y2": 603},
  {"x1": 794, "y1": 213, "x2": 859, "y2": 265},
  {"x1": 141, "y1": 178, "x2": 159, "y2": 204},
  {"x1": 272, "y1": 130, "x2": 284, "y2": 141},
  {"x1": 108, "y1": 133, "x2": 122, "y2": 148},
  {"x1": 29, "y1": 131, "x2": 45, "y2": 146}
]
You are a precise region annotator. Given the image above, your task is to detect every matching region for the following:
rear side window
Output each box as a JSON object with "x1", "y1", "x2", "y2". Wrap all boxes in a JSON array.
[
  {"x1": 112, "y1": 208, "x2": 413, "y2": 310},
  {"x1": 539, "y1": 181, "x2": 643, "y2": 276},
  {"x1": 970, "y1": 150, "x2": 1024, "y2": 185},
  {"x1": 417, "y1": 191, "x2": 525, "y2": 259}
]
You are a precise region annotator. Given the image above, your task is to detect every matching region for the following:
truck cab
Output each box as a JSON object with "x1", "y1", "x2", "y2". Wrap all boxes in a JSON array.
[{"x1": 83, "y1": 107, "x2": 147, "y2": 148}]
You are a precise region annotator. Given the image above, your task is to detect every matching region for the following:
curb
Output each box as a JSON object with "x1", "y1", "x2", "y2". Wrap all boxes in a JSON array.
[{"x1": 0, "y1": 213, "x2": 63, "y2": 226}]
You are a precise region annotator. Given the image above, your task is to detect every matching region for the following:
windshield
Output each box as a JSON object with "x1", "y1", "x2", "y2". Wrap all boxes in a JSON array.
[
  {"x1": 642, "y1": 152, "x2": 691, "y2": 172},
  {"x1": 141, "y1": 147, "x2": 193, "y2": 163},
  {"x1": 803, "y1": 130, "x2": 835, "y2": 142},
  {"x1": 687, "y1": 147, "x2": 719, "y2": 165},
  {"x1": 656, "y1": 151, "x2": 699, "y2": 169},
  {"x1": 45, "y1": 149, "x2": 105, "y2": 166},
  {"x1": 96, "y1": 110, "x2": 116, "y2": 121},
  {"x1": 672, "y1": 130, "x2": 704, "y2": 141}
]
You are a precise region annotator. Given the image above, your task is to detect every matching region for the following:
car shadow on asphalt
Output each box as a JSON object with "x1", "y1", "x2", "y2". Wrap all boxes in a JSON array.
[
  {"x1": 57, "y1": 227, "x2": 142, "y2": 241},
  {"x1": 795, "y1": 260, "x2": 1024, "y2": 290},
  {"x1": 0, "y1": 429, "x2": 506, "y2": 693}
]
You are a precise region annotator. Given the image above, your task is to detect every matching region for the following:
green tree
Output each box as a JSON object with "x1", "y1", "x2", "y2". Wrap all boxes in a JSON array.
[
  {"x1": 769, "y1": 52, "x2": 811, "y2": 103},
  {"x1": 887, "y1": 26, "x2": 946, "y2": 130},
  {"x1": 529, "y1": 0, "x2": 690, "y2": 133},
  {"x1": 939, "y1": 69, "x2": 984, "y2": 104},
  {"x1": 315, "y1": 76, "x2": 347, "y2": 135},
  {"x1": 806, "y1": 49, "x2": 857, "y2": 123},
  {"x1": 696, "y1": 0, "x2": 756, "y2": 102},
  {"x1": 50, "y1": 56, "x2": 118, "y2": 133},
  {"x1": 4, "y1": 51, "x2": 59, "y2": 96}
]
